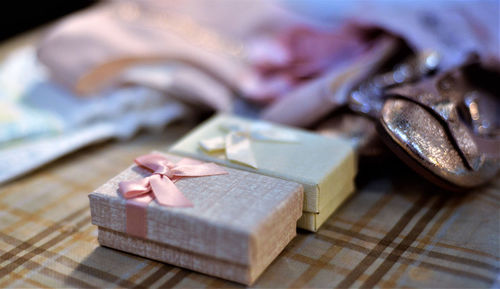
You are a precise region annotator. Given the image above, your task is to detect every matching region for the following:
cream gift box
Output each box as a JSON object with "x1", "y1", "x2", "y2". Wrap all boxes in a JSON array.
[
  {"x1": 89, "y1": 152, "x2": 303, "y2": 285},
  {"x1": 169, "y1": 114, "x2": 357, "y2": 231}
]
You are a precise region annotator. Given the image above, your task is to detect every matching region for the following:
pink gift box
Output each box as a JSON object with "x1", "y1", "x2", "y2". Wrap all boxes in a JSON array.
[{"x1": 89, "y1": 152, "x2": 303, "y2": 284}]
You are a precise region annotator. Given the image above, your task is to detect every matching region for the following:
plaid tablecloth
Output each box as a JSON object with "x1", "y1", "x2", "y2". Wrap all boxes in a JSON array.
[{"x1": 1, "y1": 124, "x2": 499, "y2": 288}]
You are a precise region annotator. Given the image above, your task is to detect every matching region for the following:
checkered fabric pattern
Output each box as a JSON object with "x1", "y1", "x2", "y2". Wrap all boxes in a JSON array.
[{"x1": 1, "y1": 127, "x2": 499, "y2": 288}]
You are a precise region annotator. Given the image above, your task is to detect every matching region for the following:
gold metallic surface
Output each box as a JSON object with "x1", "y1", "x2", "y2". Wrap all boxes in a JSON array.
[{"x1": 381, "y1": 99, "x2": 497, "y2": 188}]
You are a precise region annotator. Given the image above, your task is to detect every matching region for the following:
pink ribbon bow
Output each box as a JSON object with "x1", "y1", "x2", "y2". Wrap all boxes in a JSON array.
[{"x1": 119, "y1": 154, "x2": 228, "y2": 207}]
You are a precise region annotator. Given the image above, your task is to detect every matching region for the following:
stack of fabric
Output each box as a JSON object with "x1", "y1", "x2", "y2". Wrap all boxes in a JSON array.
[{"x1": 2, "y1": 0, "x2": 498, "y2": 196}]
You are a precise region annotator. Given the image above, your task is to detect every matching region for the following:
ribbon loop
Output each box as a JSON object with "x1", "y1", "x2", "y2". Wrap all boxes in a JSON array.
[
  {"x1": 225, "y1": 131, "x2": 257, "y2": 168},
  {"x1": 199, "y1": 136, "x2": 226, "y2": 152},
  {"x1": 149, "y1": 174, "x2": 193, "y2": 207},
  {"x1": 119, "y1": 177, "x2": 151, "y2": 199},
  {"x1": 119, "y1": 154, "x2": 228, "y2": 207},
  {"x1": 199, "y1": 121, "x2": 298, "y2": 168},
  {"x1": 134, "y1": 154, "x2": 170, "y2": 174}
]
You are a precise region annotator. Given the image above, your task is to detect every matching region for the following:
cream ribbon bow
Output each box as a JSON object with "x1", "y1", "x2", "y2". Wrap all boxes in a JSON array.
[{"x1": 199, "y1": 122, "x2": 298, "y2": 168}]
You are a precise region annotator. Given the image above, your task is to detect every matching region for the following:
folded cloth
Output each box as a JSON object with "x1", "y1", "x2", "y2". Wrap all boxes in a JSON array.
[
  {"x1": 261, "y1": 36, "x2": 400, "y2": 127},
  {"x1": 241, "y1": 23, "x2": 372, "y2": 103},
  {"x1": 38, "y1": 0, "x2": 498, "y2": 119},
  {"x1": 0, "y1": 47, "x2": 190, "y2": 184},
  {"x1": 37, "y1": 0, "x2": 309, "y2": 98},
  {"x1": 285, "y1": 0, "x2": 500, "y2": 70},
  {"x1": 258, "y1": 0, "x2": 499, "y2": 126},
  {"x1": 28, "y1": 0, "x2": 499, "y2": 185},
  {"x1": 116, "y1": 62, "x2": 234, "y2": 112},
  {"x1": 37, "y1": 0, "x2": 380, "y2": 112}
]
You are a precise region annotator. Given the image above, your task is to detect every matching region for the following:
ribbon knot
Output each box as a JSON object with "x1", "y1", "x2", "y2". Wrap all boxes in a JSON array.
[
  {"x1": 119, "y1": 153, "x2": 228, "y2": 207},
  {"x1": 154, "y1": 164, "x2": 174, "y2": 178},
  {"x1": 199, "y1": 121, "x2": 298, "y2": 168}
]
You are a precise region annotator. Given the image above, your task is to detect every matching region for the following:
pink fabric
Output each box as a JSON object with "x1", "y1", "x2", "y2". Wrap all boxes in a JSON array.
[
  {"x1": 261, "y1": 36, "x2": 399, "y2": 127},
  {"x1": 119, "y1": 154, "x2": 227, "y2": 237},
  {"x1": 241, "y1": 24, "x2": 370, "y2": 103},
  {"x1": 37, "y1": 0, "x2": 306, "y2": 96}
]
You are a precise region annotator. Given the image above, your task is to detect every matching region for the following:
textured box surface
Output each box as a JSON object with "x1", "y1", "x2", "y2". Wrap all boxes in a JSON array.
[
  {"x1": 169, "y1": 114, "x2": 357, "y2": 230},
  {"x1": 298, "y1": 179, "x2": 355, "y2": 231},
  {"x1": 97, "y1": 219, "x2": 297, "y2": 284},
  {"x1": 89, "y1": 152, "x2": 303, "y2": 285}
]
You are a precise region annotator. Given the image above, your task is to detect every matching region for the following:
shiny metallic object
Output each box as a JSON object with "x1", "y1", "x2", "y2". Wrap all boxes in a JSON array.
[{"x1": 348, "y1": 53, "x2": 499, "y2": 190}]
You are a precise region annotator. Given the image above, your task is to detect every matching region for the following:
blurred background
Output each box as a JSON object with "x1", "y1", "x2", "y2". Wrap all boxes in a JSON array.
[
  {"x1": 0, "y1": 1, "x2": 96, "y2": 41},
  {"x1": 0, "y1": 0, "x2": 498, "y2": 187}
]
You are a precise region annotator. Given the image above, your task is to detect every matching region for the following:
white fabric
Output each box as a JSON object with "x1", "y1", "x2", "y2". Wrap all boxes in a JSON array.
[{"x1": 0, "y1": 47, "x2": 190, "y2": 183}]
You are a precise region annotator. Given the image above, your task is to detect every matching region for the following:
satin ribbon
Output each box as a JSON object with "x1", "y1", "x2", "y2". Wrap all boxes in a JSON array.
[
  {"x1": 199, "y1": 122, "x2": 298, "y2": 168},
  {"x1": 118, "y1": 153, "x2": 227, "y2": 237}
]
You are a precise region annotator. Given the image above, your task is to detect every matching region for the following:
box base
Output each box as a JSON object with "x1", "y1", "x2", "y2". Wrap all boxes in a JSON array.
[
  {"x1": 298, "y1": 181, "x2": 355, "y2": 231},
  {"x1": 97, "y1": 221, "x2": 296, "y2": 285}
]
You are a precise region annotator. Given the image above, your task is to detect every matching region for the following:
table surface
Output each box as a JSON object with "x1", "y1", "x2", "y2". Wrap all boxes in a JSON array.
[{"x1": 0, "y1": 30, "x2": 499, "y2": 289}]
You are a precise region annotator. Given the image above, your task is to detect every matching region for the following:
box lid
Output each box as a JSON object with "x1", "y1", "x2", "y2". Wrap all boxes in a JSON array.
[
  {"x1": 169, "y1": 114, "x2": 356, "y2": 214},
  {"x1": 89, "y1": 152, "x2": 303, "y2": 267}
]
